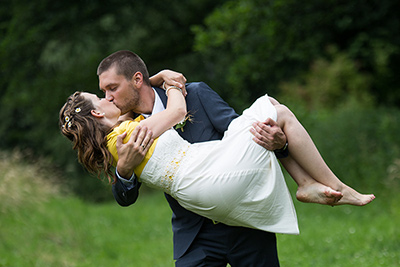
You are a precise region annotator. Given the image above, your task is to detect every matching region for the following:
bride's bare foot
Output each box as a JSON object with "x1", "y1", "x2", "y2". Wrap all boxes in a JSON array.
[
  {"x1": 334, "y1": 185, "x2": 375, "y2": 206},
  {"x1": 296, "y1": 182, "x2": 343, "y2": 206}
]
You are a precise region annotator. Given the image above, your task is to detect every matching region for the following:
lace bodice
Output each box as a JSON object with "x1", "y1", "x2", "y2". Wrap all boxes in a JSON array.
[{"x1": 139, "y1": 129, "x2": 191, "y2": 195}]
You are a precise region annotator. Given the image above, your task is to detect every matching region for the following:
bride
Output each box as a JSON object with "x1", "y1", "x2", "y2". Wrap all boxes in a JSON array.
[{"x1": 59, "y1": 79, "x2": 374, "y2": 234}]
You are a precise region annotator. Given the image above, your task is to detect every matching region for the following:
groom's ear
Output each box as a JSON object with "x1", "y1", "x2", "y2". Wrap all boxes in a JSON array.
[
  {"x1": 91, "y1": 110, "x2": 104, "y2": 118},
  {"x1": 131, "y1": 71, "x2": 143, "y2": 87}
]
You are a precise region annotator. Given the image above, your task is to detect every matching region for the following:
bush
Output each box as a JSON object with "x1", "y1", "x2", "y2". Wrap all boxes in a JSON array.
[
  {"x1": 0, "y1": 150, "x2": 63, "y2": 213},
  {"x1": 277, "y1": 51, "x2": 400, "y2": 192},
  {"x1": 303, "y1": 106, "x2": 400, "y2": 192}
]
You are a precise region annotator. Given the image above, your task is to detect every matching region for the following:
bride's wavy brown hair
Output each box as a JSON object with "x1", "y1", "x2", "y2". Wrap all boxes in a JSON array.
[{"x1": 59, "y1": 92, "x2": 115, "y2": 183}]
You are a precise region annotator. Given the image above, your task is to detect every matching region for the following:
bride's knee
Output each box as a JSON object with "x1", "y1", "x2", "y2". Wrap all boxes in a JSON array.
[
  {"x1": 275, "y1": 104, "x2": 296, "y2": 120},
  {"x1": 268, "y1": 96, "x2": 280, "y2": 105}
]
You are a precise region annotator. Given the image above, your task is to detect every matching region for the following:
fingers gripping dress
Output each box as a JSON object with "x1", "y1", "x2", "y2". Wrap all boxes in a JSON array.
[{"x1": 108, "y1": 94, "x2": 299, "y2": 235}]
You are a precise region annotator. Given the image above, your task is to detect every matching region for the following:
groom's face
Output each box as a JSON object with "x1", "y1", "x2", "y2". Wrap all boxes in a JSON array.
[{"x1": 99, "y1": 66, "x2": 140, "y2": 115}]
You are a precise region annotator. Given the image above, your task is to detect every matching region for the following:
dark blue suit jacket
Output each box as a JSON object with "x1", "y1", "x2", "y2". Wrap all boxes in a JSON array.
[{"x1": 112, "y1": 82, "x2": 238, "y2": 259}]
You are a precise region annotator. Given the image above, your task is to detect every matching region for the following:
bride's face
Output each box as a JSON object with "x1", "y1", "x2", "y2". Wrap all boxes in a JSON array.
[{"x1": 82, "y1": 92, "x2": 121, "y2": 121}]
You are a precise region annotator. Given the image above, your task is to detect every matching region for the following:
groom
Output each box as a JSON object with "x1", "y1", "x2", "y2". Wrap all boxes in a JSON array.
[{"x1": 97, "y1": 50, "x2": 289, "y2": 266}]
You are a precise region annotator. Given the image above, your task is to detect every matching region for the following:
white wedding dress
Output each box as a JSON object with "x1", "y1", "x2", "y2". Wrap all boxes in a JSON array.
[{"x1": 139, "y1": 94, "x2": 299, "y2": 234}]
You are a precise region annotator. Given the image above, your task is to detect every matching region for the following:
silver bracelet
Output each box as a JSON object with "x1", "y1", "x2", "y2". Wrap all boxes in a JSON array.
[{"x1": 165, "y1": 85, "x2": 182, "y2": 96}]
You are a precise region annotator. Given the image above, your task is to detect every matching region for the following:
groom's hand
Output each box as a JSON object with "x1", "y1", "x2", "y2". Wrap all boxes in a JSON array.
[
  {"x1": 116, "y1": 126, "x2": 154, "y2": 179},
  {"x1": 250, "y1": 118, "x2": 287, "y2": 151}
]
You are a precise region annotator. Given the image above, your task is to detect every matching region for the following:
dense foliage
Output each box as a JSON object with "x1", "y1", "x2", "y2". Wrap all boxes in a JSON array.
[
  {"x1": 1, "y1": 0, "x2": 229, "y2": 198},
  {"x1": 1, "y1": 0, "x2": 399, "y2": 199},
  {"x1": 194, "y1": 0, "x2": 400, "y2": 109}
]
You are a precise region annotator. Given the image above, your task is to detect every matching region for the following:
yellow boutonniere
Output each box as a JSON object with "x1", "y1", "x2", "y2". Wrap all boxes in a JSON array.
[{"x1": 175, "y1": 113, "x2": 193, "y2": 132}]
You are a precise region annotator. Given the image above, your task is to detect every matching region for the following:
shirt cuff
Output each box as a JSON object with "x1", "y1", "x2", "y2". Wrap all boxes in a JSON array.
[{"x1": 116, "y1": 169, "x2": 136, "y2": 189}]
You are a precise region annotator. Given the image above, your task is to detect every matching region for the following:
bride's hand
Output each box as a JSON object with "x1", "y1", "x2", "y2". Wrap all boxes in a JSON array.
[{"x1": 150, "y1": 70, "x2": 187, "y2": 96}]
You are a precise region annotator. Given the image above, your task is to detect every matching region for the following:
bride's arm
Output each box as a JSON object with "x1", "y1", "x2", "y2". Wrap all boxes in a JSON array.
[
  {"x1": 149, "y1": 70, "x2": 187, "y2": 95},
  {"x1": 139, "y1": 87, "x2": 187, "y2": 138}
]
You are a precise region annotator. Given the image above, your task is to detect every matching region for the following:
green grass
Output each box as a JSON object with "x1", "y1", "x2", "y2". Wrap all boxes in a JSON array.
[
  {"x1": 0, "y1": 151, "x2": 174, "y2": 266},
  {"x1": 0, "y1": 194, "x2": 174, "y2": 267},
  {"x1": 278, "y1": 180, "x2": 400, "y2": 266},
  {"x1": 2, "y1": 187, "x2": 399, "y2": 266},
  {"x1": 1, "y1": 152, "x2": 399, "y2": 266}
]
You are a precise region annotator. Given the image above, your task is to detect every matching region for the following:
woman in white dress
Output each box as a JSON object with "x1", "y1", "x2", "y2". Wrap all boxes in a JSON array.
[{"x1": 59, "y1": 83, "x2": 375, "y2": 234}]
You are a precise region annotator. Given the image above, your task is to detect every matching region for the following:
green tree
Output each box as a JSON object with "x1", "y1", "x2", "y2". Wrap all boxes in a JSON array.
[
  {"x1": 279, "y1": 47, "x2": 374, "y2": 111},
  {"x1": 0, "y1": 0, "x2": 228, "y2": 151},
  {"x1": 0, "y1": 0, "x2": 228, "y2": 199},
  {"x1": 193, "y1": 0, "x2": 400, "y2": 110}
]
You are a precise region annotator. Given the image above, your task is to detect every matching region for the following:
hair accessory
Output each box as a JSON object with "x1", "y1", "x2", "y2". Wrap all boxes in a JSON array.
[
  {"x1": 75, "y1": 108, "x2": 81, "y2": 113},
  {"x1": 65, "y1": 116, "x2": 70, "y2": 122},
  {"x1": 67, "y1": 121, "x2": 72, "y2": 128}
]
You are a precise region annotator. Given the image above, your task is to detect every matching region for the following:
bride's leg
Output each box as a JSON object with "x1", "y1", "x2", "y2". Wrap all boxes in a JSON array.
[
  {"x1": 280, "y1": 156, "x2": 343, "y2": 205},
  {"x1": 275, "y1": 104, "x2": 375, "y2": 206}
]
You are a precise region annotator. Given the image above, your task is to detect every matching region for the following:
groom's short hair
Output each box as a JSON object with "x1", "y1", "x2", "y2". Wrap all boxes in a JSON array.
[{"x1": 97, "y1": 50, "x2": 150, "y2": 85}]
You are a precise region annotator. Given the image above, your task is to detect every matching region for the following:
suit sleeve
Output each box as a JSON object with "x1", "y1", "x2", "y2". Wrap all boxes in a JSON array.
[
  {"x1": 108, "y1": 121, "x2": 143, "y2": 207},
  {"x1": 112, "y1": 175, "x2": 142, "y2": 206}
]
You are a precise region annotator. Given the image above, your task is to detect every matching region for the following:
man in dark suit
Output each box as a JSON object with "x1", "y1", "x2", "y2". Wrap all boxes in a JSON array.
[{"x1": 97, "y1": 50, "x2": 289, "y2": 266}]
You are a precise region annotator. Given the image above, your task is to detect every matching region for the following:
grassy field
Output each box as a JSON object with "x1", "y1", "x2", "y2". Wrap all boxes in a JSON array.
[
  {"x1": 1, "y1": 153, "x2": 399, "y2": 267},
  {"x1": 278, "y1": 185, "x2": 400, "y2": 266}
]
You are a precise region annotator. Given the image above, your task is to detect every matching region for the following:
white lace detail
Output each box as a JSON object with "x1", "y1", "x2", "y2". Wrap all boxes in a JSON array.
[
  {"x1": 139, "y1": 130, "x2": 190, "y2": 196},
  {"x1": 159, "y1": 144, "x2": 189, "y2": 195}
]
